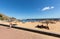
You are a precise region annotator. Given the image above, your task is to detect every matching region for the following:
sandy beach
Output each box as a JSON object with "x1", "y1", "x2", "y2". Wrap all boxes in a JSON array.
[
  {"x1": 0, "y1": 0, "x2": 60, "y2": 39},
  {"x1": 16, "y1": 21, "x2": 60, "y2": 33},
  {"x1": 0, "y1": 20, "x2": 60, "y2": 33},
  {"x1": 0, "y1": 21, "x2": 60, "y2": 39}
]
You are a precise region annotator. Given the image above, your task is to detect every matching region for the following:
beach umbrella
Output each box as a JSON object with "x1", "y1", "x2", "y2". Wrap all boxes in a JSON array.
[{"x1": 41, "y1": 20, "x2": 56, "y2": 27}]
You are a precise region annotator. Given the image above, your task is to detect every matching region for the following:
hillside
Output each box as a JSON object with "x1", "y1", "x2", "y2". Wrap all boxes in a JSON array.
[
  {"x1": 0, "y1": 13, "x2": 10, "y2": 20},
  {"x1": 0, "y1": 13, "x2": 20, "y2": 22}
]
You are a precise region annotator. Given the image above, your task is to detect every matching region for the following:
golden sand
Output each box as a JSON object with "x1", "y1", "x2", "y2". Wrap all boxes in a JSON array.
[
  {"x1": 0, "y1": 21, "x2": 60, "y2": 33},
  {"x1": 16, "y1": 21, "x2": 60, "y2": 33}
]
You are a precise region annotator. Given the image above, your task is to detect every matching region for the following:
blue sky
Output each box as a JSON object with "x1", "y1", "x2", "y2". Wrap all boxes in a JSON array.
[{"x1": 0, "y1": 0, "x2": 60, "y2": 19}]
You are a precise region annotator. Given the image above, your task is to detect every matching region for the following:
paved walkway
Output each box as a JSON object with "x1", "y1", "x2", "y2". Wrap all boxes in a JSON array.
[{"x1": 0, "y1": 26, "x2": 59, "y2": 39}]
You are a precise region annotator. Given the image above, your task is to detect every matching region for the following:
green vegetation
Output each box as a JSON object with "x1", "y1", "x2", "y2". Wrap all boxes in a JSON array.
[
  {"x1": 0, "y1": 14, "x2": 9, "y2": 20},
  {"x1": 0, "y1": 13, "x2": 21, "y2": 22}
]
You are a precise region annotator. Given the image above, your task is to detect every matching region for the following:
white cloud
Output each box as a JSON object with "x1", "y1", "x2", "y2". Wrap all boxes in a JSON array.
[
  {"x1": 51, "y1": 6, "x2": 54, "y2": 9},
  {"x1": 42, "y1": 6, "x2": 54, "y2": 11}
]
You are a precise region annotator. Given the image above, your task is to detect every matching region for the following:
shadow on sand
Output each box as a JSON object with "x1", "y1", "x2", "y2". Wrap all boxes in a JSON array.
[
  {"x1": 35, "y1": 25, "x2": 49, "y2": 30},
  {"x1": 0, "y1": 24, "x2": 60, "y2": 38}
]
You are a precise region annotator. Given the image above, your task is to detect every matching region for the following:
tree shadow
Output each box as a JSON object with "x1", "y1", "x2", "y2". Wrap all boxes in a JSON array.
[{"x1": 35, "y1": 25, "x2": 49, "y2": 30}]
